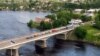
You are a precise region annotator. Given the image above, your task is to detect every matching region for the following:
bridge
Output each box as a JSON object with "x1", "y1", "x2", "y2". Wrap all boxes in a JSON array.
[{"x1": 0, "y1": 23, "x2": 79, "y2": 56}]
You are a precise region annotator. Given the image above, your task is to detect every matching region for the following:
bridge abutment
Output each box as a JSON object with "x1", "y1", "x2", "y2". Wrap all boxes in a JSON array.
[
  {"x1": 34, "y1": 40, "x2": 47, "y2": 55},
  {"x1": 35, "y1": 40, "x2": 47, "y2": 48}
]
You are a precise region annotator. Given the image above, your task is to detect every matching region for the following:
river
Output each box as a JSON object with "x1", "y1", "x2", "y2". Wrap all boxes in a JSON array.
[{"x1": 0, "y1": 11, "x2": 100, "y2": 56}]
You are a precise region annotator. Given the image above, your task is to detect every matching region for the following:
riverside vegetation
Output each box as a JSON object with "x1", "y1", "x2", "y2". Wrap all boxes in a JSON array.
[{"x1": 75, "y1": 11, "x2": 100, "y2": 45}]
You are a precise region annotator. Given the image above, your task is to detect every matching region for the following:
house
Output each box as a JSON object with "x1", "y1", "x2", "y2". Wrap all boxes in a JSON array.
[
  {"x1": 34, "y1": 17, "x2": 51, "y2": 23},
  {"x1": 43, "y1": 18, "x2": 51, "y2": 22},
  {"x1": 34, "y1": 17, "x2": 43, "y2": 23}
]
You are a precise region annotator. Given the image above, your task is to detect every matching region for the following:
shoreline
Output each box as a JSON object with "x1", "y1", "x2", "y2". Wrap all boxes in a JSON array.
[{"x1": 64, "y1": 39, "x2": 100, "y2": 47}]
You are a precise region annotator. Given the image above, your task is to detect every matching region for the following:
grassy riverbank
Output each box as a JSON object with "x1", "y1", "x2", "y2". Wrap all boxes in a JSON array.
[
  {"x1": 83, "y1": 25, "x2": 100, "y2": 45},
  {"x1": 75, "y1": 24, "x2": 100, "y2": 45}
]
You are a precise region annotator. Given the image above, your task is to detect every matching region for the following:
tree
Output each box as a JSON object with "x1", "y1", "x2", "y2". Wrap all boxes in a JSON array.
[
  {"x1": 94, "y1": 13, "x2": 100, "y2": 29},
  {"x1": 45, "y1": 14, "x2": 55, "y2": 20},
  {"x1": 75, "y1": 27, "x2": 87, "y2": 40},
  {"x1": 72, "y1": 14, "x2": 81, "y2": 19},
  {"x1": 39, "y1": 21, "x2": 52, "y2": 30},
  {"x1": 52, "y1": 19, "x2": 62, "y2": 28},
  {"x1": 56, "y1": 10, "x2": 72, "y2": 21},
  {"x1": 27, "y1": 20, "x2": 39, "y2": 28}
]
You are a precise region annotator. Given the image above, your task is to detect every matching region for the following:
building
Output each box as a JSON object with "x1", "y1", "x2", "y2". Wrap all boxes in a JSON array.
[
  {"x1": 34, "y1": 17, "x2": 51, "y2": 23},
  {"x1": 0, "y1": 0, "x2": 30, "y2": 4},
  {"x1": 84, "y1": 9, "x2": 100, "y2": 17},
  {"x1": 34, "y1": 17, "x2": 43, "y2": 23},
  {"x1": 74, "y1": 9, "x2": 83, "y2": 14},
  {"x1": 43, "y1": 18, "x2": 51, "y2": 22},
  {"x1": 0, "y1": 0, "x2": 86, "y2": 4}
]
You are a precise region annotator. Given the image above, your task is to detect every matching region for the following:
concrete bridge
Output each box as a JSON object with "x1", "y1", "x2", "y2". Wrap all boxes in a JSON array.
[{"x1": 0, "y1": 24, "x2": 79, "y2": 56}]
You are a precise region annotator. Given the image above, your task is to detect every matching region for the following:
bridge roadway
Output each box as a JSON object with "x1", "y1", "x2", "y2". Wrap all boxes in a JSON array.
[{"x1": 0, "y1": 26, "x2": 75, "y2": 50}]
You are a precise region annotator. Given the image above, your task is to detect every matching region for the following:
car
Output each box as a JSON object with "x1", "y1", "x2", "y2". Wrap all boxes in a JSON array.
[
  {"x1": 34, "y1": 34, "x2": 39, "y2": 37},
  {"x1": 26, "y1": 37, "x2": 33, "y2": 39},
  {"x1": 11, "y1": 40, "x2": 15, "y2": 43},
  {"x1": 34, "y1": 33, "x2": 39, "y2": 37},
  {"x1": 52, "y1": 29, "x2": 58, "y2": 32}
]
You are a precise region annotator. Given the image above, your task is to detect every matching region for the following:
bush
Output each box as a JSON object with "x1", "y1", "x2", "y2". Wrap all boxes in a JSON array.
[
  {"x1": 72, "y1": 14, "x2": 81, "y2": 19},
  {"x1": 75, "y1": 27, "x2": 87, "y2": 40},
  {"x1": 80, "y1": 15, "x2": 91, "y2": 22}
]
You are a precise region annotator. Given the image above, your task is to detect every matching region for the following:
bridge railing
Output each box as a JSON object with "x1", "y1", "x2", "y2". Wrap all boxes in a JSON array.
[{"x1": 30, "y1": 26, "x2": 67, "y2": 37}]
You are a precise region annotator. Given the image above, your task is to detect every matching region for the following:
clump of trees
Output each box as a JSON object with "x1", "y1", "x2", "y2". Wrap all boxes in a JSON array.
[
  {"x1": 38, "y1": 10, "x2": 72, "y2": 30},
  {"x1": 94, "y1": 13, "x2": 100, "y2": 29},
  {"x1": 75, "y1": 27, "x2": 87, "y2": 40},
  {"x1": 63, "y1": 0, "x2": 100, "y2": 9}
]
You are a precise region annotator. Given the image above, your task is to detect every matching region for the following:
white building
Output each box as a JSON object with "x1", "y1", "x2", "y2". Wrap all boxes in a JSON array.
[
  {"x1": 69, "y1": 19, "x2": 82, "y2": 27},
  {"x1": 84, "y1": 9, "x2": 100, "y2": 17},
  {"x1": 74, "y1": 9, "x2": 83, "y2": 14}
]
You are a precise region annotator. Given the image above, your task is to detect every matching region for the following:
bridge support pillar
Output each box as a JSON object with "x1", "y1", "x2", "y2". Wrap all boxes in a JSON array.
[
  {"x1": 5, "y1": 45, "x2": 21, "y2": 56},
  {"x1": 35, "y1": 40, "x2": 47, "y2": 48},
  {"x1": 42, "y1": 40, "x2": 47, "y2": 48},
  {"x1": 35, "y1": 40, "x2": 47, "y2": 55},
  {"x1": 64, "y1": 30, "x2": 73, "y2": 40},
  {"x1": 64, "y1": 33, "x2": 68, "y2": 40},
  {"x1": 6, "y1": 49, "x2": 19, "y2": 56}
]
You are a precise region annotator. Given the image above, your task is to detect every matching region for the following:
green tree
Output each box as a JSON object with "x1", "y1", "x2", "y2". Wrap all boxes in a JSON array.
[
  {"x1": 27, "y1": 20, "x2": 39, "y2": 28},
  {"x1": 52, "y1": 19, "x2": 62, "y2": 28},
  {"x1": 75, "y1": 27, "x2": 87, "y2": 40},
  {"x1": 39, "y1": 21, "x2": 52, "y2": 30},
  {"x1": 45, "y1": 14, "x2": 55, "y2": 20},
  {"x1": 72, "y1": 14, "x2": 81, "y2": 19},
  {"x1": 94, "y1": 14, "x2": 100, "y2": 29},
  {"x1": 56, "y1": 10, "x2": 72, "y2": 21}
]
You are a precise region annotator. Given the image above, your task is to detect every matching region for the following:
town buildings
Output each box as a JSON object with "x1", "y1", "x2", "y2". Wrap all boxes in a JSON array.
[{"x1": 0, "y1": 0, "x2": 86, "y2": 4}]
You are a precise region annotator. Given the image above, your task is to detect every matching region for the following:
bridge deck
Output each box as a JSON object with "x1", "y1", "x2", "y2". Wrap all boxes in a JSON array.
[{"x1": 0, "y1": 26, "x2": 75, "y2": 50}]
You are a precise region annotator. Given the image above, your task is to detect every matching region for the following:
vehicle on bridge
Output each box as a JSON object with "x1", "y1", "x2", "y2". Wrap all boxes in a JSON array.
[
  {"x1": 11, "y1": 40, "x2": 15, "y2": 43},
  {"x1": 26, "y1": 36, "x2": 33, "y2": 39},
  {"x1": 51, "y1": 29, "x2": 58, "y2": 32}
]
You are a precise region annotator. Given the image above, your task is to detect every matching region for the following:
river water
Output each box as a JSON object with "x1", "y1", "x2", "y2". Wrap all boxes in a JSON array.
[{"x1": 0, "y1": 11, "x2": 100, "y2": 56}]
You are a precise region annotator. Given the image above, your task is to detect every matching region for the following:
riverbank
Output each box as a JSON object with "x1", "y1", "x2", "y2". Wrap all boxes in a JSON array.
[{"x1": 67, "y1": 24, "x2": 100, "y2": 47}]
